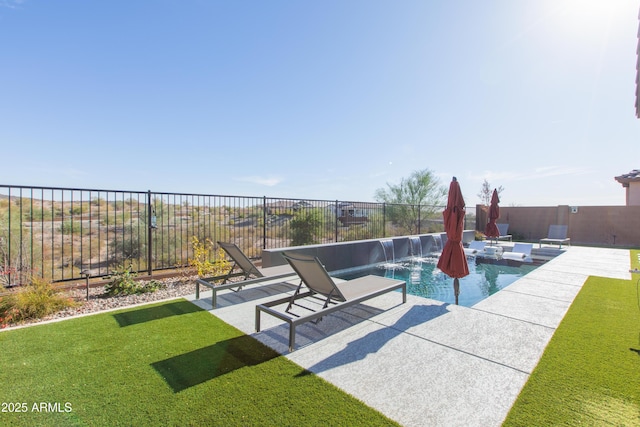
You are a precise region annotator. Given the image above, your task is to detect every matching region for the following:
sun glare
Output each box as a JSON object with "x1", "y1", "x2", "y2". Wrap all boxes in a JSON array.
[{"x1": 547, "y1": 0, "x2": 629, "y2": 35}]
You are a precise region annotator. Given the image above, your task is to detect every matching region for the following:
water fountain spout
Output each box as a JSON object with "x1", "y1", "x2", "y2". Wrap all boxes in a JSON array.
[
  {"x1": 409, "y1": 236, "x2": 423, "y2": 258},
  {"x1": 380, "y1": 239, "x2": 395, "y2": 264}
]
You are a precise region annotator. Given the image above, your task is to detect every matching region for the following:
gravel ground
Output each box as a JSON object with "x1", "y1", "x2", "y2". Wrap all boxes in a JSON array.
[{"x1": 2, "y1": 276, "x2": 205, "y2": 329}]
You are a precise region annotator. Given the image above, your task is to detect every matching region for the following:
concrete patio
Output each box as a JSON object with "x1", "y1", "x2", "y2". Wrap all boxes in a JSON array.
[{"x1": 187, "y1": 245, "x2": 632, "y2": 427}]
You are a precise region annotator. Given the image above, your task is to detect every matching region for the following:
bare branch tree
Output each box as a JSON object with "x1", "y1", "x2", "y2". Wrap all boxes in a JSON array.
[{"x1": 477, "y1": 179, "x2": 504, "y2": 206}]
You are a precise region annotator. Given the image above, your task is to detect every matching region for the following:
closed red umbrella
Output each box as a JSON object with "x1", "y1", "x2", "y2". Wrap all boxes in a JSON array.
[
  {"x1": 437, "y1": 177, "x2": 469, "y2": 304},
  {"x1": 484, "y1": 189, "x2": 500, "y2": 243}
]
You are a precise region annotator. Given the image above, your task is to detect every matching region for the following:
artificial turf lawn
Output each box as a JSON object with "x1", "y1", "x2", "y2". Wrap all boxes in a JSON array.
[
  {"x1": 0, "y1": 299, "x2": 399, "y2": 426},
  {"x1": 503, "y1": 251, "x2": 640, "y2": 426}
]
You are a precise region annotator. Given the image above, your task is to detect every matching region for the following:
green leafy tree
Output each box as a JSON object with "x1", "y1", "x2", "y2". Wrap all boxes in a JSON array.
[
  {"x1": 374, "y1": 169, "x2": 446, "y2": 234},
  {"x1": 289, "y1": 209, "x2": 324, "y2": 246}
]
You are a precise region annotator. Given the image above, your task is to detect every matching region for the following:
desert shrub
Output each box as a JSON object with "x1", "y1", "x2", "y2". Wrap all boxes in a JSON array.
[
  {"x1": 289, "y1": 209, "x2": 324, "y2": 246},
  {"x1": 152, "y1": 226, "x2": 182, "y2": 267},
  {"x1": 69, "y1": 205, "x2": 86, "y2": 215},
  {"x1": 0, "y1": 277, "x2": 77, "y2": 326},
  {"x1": 0, "y1": 210, "x2": 35, "y2": 284},
  {"x1": 24, "y1": 206, "x2": 56, "y2": 221},
  {"x1": 188, "y1": 237, "x2": 230, "y2": 278},
  {"x1": 104, "y1": 264, "x2": 164, "y2": 296},
  {"x1": 60, "y1": 219, "x2": 81, "y2": 235},
  {"x1": 110, "y1": 226, "x2": 145, "y2": 264},
  {"x1": 91, "y1": 197, "x2": 105, "y2": 207},
  {"x1": 100, "y1": 211, "x2": 132, "y2": 227},
  {"x1": 340, "y1": 224, "x2": 377, "y2": 242},
  {"x1": 0, "y1": 296, "x2": 18, "y2": 328}
]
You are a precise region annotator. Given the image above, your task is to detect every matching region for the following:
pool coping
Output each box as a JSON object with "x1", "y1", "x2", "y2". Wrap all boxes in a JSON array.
[{"x1": 187, "y1": 245, "x2": 632, "y2": 427}]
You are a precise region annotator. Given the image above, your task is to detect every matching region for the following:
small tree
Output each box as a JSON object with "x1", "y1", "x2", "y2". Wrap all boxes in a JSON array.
[
  {"x1": 478, "y1": 179, "x2": 504, "y2": 206},
  {"x1": 374, "y1": 169, "x2": 446, "y2": 234},
  {"x1": 188, "y1": 237, "x2": 230, "y2": 278},
  {"x1": 289, "y1": 209, "x2": 324, "y2": 246}
]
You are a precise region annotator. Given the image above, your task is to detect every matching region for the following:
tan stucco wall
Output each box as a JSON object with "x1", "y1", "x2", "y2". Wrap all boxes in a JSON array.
[
  {"x1": 627, "y1": 181, "x2": 640, "y2": 206},
  {"x1": 476, "y1": 204, "x2": 640, "y2": 247}
]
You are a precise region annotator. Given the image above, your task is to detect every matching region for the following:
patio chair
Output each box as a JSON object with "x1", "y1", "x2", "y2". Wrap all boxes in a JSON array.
[
  {"x1": 195, "y1": 242, "x2": 296, "y2": 309},
  {"x1": 464, "y1": 240, "x2": 487, "y2": 256},
  {"x1": 485, "y1": 223, "x2": 512, "y2": 244},
  {"x1": 539, "y1": 225, "x2": 571, "y2": 249},
  {"x1": 255, "y1": 252, "x2": 406, "y2": 351},
  {"x1": 502, "y1": 243, "x2": 533, "y2": 262},
  {"x1": 495, "y1": 223, "x2": 512, "y2": 241}
]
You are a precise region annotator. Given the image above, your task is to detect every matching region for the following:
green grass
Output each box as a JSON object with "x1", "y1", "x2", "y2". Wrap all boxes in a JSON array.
[
  {"x1": 503, "y1": 251, "x2": 640, "y2": 426},
  {"x1": 0, "y1": 299, "x2": 398, "y2": 426}
]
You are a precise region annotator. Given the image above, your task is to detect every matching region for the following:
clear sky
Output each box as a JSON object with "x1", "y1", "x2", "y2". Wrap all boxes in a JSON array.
[{"x1": 1, "y1": 0, "x2": 639, "y2": 207}]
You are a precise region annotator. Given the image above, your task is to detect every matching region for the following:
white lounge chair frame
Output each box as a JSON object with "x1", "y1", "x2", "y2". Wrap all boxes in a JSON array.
[
  {"x1": 539, "y1": 225, "x2": 571, "y2": 249},
  {"x1": 502, "y1": 243, "x2": 533, "y2": 261},
  {"x1": 486, "y1": 223, "x2": 512, "y2": 243},
  {"x1": 464, "y1": 241, "x2": 487, "y2": 256},
  {"x1": 495, "y1": 223, "x2": 512, "y2": 241}
]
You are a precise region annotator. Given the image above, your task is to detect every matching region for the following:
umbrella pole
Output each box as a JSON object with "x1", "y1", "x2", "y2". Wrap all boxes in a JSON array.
[{"x1": 453, "y1": 278, "x2": 460, "y2": 305}]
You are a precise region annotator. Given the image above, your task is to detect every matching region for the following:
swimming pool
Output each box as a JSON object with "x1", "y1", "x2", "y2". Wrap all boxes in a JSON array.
[{"x1": 333, "y1": 257, "x2": 538, "y2": 307}]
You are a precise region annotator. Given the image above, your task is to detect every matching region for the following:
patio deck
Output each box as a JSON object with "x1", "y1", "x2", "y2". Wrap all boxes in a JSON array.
[{"x1": 187, "y1": 245, "x2": 632, "y2": 427}]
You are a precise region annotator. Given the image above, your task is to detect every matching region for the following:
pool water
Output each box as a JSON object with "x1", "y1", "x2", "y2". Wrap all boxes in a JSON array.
[{"x1": 333, "y1": 257, "x2": 538, "y2": 307}]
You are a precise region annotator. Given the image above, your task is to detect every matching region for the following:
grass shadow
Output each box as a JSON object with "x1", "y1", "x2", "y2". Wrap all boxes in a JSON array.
[
  {"x1": 113, "y1": 300, "x2": 203, "y2": 327},
  {"x1": 152, "y1": 335, "x2": 280, "y2": 393}
]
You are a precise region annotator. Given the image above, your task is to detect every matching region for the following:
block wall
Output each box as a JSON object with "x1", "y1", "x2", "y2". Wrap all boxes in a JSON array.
[{"x1": 475, "y1": 204, "x2": 640, "y2": 247}]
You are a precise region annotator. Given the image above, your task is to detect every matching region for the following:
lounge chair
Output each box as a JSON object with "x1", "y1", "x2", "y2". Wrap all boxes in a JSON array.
[
  {"x1": 495, "y1": 223, "x2": 512, "y2": 241},
  {"x1": 485, "y1": 223, "x2": 512, "y2": 243},
  {"x1": 502, "y1": 243, "x2": 533, "y2": 262},
  {"x1": 255, "y1": 252, "x2": 406, "y2": 352},
  {"x1": 195, "y1": 242, "x2": 296, "y2": 309},
  {"x1": 539, "y1": 225, "x2": 570, "y2": 249},
  {"x1": 464, "y1": 240, "x2": 487, "y2": 256}
]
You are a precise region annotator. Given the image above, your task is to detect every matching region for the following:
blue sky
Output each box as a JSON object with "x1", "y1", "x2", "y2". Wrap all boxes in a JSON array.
[{"x1": 1, "y1": 0, "x2": 639, "y2": 206}]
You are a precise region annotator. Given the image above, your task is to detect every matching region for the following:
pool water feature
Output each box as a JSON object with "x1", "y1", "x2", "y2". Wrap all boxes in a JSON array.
[
  {"x1": 334, "y1": 258, "x2": 537, "y2": 307},
  {"x1": 409, "y1": 236, "x2": 422, "y2": 258},
  {"x1": 379, "y1": 239, "x2": 403, "y2": 269}
]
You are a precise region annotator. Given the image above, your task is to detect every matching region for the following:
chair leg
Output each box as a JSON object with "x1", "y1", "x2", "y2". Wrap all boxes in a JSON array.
[
  {"x1": 221, "y1": 263, "x2": 237, "y2": 284},
  {"x1": 285, "y1": 281, "x2": 306, "y2": 313},
  {"x1": 310, "y1": 295, "x2": 333, "y2": 324}
]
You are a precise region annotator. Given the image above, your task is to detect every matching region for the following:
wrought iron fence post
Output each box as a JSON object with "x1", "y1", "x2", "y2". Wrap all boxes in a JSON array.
[
  {"x1": 418, "y1": 204, "x2": 421, "y2": 234},
  {"x1": 335, "y1": 200, "x2": 339, "y2": 242},
  {"x1": 263, "y1": 196, "x2": 267, "y2": 249},
  {"x1": 6, "y1": 193, "x2": 11, "y2": 285},
  {"x1": 383, "y1": 203, "x2": 386, "y2": 238},
  {"x1": 147, "y1": 190, "x2": 153, "y2": 276}
]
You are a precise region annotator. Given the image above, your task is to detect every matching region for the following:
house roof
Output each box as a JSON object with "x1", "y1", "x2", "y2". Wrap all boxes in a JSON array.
[
  {"x1": 336, "y1": 201, "x2": 377, "y2": 209},
  {"x1": 615, "y1": 169, "x2": 640, "y2": 186},
  {"x1": 265, "y1": 200, "x2": 313, "y2": 209}
]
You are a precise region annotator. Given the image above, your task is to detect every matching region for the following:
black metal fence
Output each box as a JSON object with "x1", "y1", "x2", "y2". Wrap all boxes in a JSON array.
[{"x1": 0, "y1": 185, "x2": 472, "y2": 286}]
